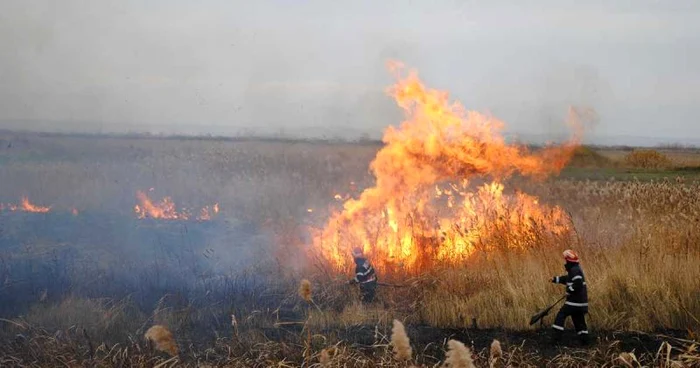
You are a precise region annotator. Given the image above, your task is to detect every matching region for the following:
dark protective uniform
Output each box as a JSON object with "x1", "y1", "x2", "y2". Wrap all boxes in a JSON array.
[
  {"x1": 351, "y1": 257, "x2": 377, "y2": 303},
  {"x1": 551, "y1": 261, "x2": 590, "y2": 345}
]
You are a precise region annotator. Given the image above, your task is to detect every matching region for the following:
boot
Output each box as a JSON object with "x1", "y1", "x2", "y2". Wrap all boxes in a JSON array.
[
  {"x1": 578, "y1": 333, "x2": 591, "y2": 346},
  {"x1": 550, "y1": 329, "x2": 563, "y2": 346}
]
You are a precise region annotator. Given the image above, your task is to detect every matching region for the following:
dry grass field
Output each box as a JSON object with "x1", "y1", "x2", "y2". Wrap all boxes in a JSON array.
[{"x1": 0, "y1": 130, "x2": 699, "y2": 367}]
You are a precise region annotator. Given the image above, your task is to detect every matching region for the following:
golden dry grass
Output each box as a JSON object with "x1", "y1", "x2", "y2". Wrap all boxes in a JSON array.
[{"x1": 301, "y1": 177, "x2": 700, "y2": 333}]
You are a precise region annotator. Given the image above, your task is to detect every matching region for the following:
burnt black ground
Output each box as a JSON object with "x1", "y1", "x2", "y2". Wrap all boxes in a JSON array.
[{"x1": 265, "y1": 323, "x2": 693, "y2": 364}]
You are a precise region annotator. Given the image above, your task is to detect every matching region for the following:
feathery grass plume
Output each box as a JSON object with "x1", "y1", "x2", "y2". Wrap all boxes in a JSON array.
[
  {"x1": 391, "y1": 319, "x2": 412, "y2": 361},
  {"x1": 299, "y1": 279, "x2": 312, "y2": 303},
  {"x1": 144, "y1": 325, "x2": 177, "y2": 356},
  {"x1": 443, "y1": 339, "x2": 475, "y2": 368},
  {"x1": 489, "y1": 339, "x2": 502, "y2": 368},
  {"x1": 320, "y1": 348, "x2": 331, "y2": 366}
]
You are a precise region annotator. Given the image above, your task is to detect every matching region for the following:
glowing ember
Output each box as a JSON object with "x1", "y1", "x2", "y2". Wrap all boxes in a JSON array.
[
  {"x1": 309, "y1": 62, "x2": 582, "y2": 274},
  {"x1": 134, "y1": 190, "x2": 219, "y2": 221},
  {"x1": 0, "y1": 196, "x2": 51, "y2": 213}
]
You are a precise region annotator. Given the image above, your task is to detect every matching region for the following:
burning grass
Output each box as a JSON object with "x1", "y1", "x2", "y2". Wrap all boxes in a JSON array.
[
  {"x1": 134, "y1": 189, "x2": 219, "y2": 221},
  {"x1": 0, "y1": 196, "x2": 51, "y2": 213},
  {"x1": 309, "y1": 63, "x2": 591, "y2": 276}
]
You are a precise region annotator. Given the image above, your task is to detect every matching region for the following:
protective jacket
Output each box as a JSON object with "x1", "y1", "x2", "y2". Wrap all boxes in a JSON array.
[
  {"x1": 554, "y1": 262, "x2": 588, "y2": 308},
  {"x1": 353, "y1": 257, "x2": 377, "y2": 284}
]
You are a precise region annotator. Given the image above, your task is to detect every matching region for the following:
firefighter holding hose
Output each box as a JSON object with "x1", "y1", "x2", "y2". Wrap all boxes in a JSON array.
[
  {"x1": 550, "y1": 249, "x2": 590, "y2": 346},
  {"x1": 347, "y1": 247, "x2": 378, "y2": 303}
]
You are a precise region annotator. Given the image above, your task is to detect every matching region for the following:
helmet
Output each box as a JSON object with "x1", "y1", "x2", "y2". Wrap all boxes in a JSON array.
[
  {"x1": 563, "y1": 249, "x2": 579, "y2": 263},
  {"x1": 351, "y1": 247, "x2": 364, "y2": 258}
]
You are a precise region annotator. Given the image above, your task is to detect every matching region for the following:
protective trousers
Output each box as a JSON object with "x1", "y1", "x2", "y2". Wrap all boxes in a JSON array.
[
  {"x1": 359, "y1": 281, "x2": 377, "y2": 303},
  {"x1": 551, "y1": 304, "x2": 590, "y2": 345}
]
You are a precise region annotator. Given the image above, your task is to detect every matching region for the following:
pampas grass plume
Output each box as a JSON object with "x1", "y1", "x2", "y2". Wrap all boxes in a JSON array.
[
  {"x1": 391, "y1": 319, "x2": 412, "y2": 361},
  {"x1": 489, "y1": 339, "x2": 502, "y2": 367},
  {"x1": 299, "y1": 279, "x2": 312, "y2": 303},
  {"x1": 144, "y1": 325, "x2": 178, "y2": 356},
  {"x1": 443, "y1": 339, "x2": 475, "y2": 368},
  {"x1": 320, "y1": 348, "x2": 331, "y2": 366}
]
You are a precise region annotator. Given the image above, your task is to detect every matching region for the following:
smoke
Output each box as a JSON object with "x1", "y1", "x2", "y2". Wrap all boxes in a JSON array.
[{"x1": 1, "y1": 1, "x2": 697, "y2": 142}]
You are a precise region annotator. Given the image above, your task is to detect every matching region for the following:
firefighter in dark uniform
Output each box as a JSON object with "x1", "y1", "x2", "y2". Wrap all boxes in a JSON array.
[
  {"x1": 347, "y1": 247, "x2": 377, "y2": 303},
  {"x1": 551, "y1": 249, "x2": 590, "y2": 345}
]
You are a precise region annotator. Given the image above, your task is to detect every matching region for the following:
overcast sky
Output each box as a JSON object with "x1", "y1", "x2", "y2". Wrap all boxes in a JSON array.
[{"x1": 1, "y1": 0, "x2": 698, "y2": 143}]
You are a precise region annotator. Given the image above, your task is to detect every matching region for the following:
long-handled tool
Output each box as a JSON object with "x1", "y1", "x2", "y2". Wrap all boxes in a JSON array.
[
  {"x1": 529, "y1": 296, "x2": 566, "y2": 326},
  {"x1": 346, "y1": 281, "x2": 409, "y2": 288}
]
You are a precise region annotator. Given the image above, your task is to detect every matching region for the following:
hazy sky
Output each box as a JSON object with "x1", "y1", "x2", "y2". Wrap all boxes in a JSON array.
[{"x1": 1, "y1": 0, "x2": 699, "y2": 142}]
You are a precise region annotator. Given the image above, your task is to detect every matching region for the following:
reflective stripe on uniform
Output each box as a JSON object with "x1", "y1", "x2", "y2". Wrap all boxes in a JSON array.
[
  {"x1": 571, "y1": 275, "x2": 583, "y2": 281},
  {"x1": 552, "y1": 324, "x2": 564, "y2": 331},
  {"x1": 565, "y1": 301, "x2": 589, "y2": 307},
  {"x1": 577, "y1": 330, "x2": 589, "y2": 335},
  {"x1": 360, "y1": 276, "x2": 376, "y2": 283}
]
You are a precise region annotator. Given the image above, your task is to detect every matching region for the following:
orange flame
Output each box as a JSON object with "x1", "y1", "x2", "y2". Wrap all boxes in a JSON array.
[
  {"x1": 198, "y1": 203, "x2": 220, "y2": 221},
  {"x1": 309, "y1": 62, "x2": 581, "y2": 274},
  {"x1": 0, "y1": 196, "x2": 51, "y2": 213},
  {"x1": 134, "y1": 190, "x2": 219, "y2": 221}
]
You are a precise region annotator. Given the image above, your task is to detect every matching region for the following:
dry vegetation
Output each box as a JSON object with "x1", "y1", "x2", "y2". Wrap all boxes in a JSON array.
[
  {"x1": 1, "y1": 133, "x2": 699, "y2": 367},
  {"x1": 622, "y1": 149, "x2": 673, "y2": 169},
  {"x1": 1, "y1": 316, "x2": 697, "y2": 367}
]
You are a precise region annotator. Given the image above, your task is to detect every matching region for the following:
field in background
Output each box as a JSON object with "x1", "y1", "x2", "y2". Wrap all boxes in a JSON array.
[{"x1": 1, "y1": 131, "x2": 699, "y2": 367}]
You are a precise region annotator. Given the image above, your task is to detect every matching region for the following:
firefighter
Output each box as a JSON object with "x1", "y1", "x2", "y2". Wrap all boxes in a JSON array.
[
  {"x1": 347, "y1": 247, "x2": 378, "y2": 303},
  {"x1": 550, "y1": 249, "x2": 590, "y2": 346}
]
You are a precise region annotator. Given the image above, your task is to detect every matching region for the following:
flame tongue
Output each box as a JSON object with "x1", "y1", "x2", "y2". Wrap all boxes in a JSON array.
[
  {"x1": 0, "y1": 196, "x2": 51, "y2": 213},
  {"x1": 311, "y1": 63, "x2": 578, "y2": 274},
  {"x1": 134, "y1": 190, "x2": 219, "y2": 221}
]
